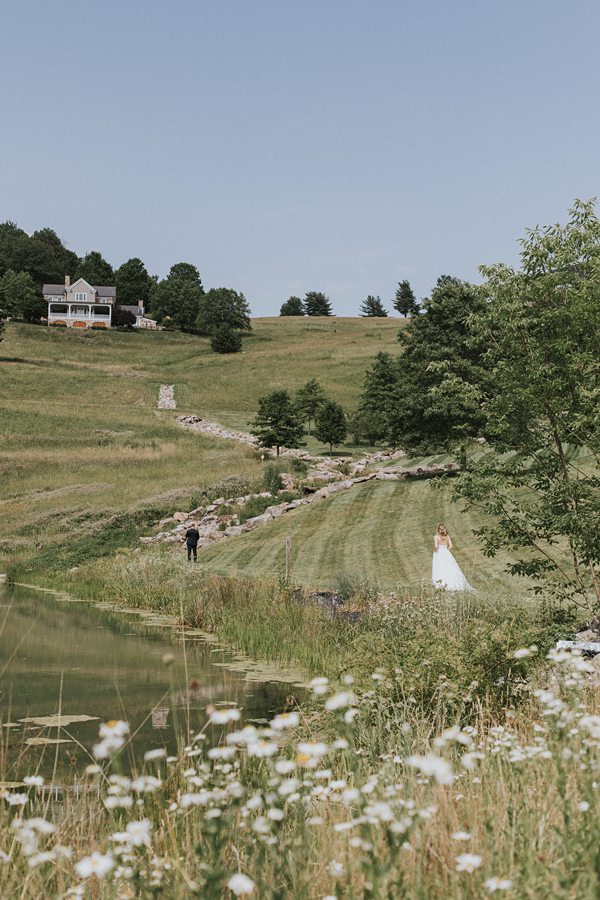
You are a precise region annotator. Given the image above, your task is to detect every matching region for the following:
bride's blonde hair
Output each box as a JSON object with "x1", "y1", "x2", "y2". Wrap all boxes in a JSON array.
[{"x1": 437, "y1": 523, "x2": 448, "y2": 537}]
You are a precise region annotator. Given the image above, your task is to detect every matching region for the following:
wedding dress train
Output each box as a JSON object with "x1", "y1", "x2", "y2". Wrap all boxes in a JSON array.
[{"x1": 432, "y1": 546, "x2": 473, "y2": 592}]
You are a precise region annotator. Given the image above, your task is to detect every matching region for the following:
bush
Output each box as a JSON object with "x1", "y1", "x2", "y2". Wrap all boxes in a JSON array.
[
  {"x1": 262, "y1": 464, "x2": 284, "y2": 493},
  {"x1": 210, "y1": 324, "x2": 242, "y2": 354},
  {"x1": 290, "y1": 457, "x2": 309, "y2": 476}
]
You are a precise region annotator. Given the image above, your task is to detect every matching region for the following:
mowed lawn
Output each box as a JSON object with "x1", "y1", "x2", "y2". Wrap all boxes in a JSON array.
[
  {"x1": 198, "y1": 478, "x2": 522, "y2": 595},
  {"x1": 0, "y1": 318, "x2": 401, "y2": 571}
]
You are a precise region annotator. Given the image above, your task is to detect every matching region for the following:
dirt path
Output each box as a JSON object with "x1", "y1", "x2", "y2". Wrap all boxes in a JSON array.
[{"x1": 158, "y1": 385, "x2": 176, "y2": 409}]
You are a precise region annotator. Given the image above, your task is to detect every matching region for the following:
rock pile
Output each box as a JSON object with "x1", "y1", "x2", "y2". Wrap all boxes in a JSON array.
[{"x1": 158, "y1": 385, "x2": 176, "y2": 409}]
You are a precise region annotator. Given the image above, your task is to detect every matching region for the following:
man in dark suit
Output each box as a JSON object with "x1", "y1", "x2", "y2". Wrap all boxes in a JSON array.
[{"x1": 184, "y1": 524, "x2": 200, "y2": 561}]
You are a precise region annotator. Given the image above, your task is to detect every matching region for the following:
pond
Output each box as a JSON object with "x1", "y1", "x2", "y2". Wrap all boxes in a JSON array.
[{"x1": 0, "y1": 585, "x2": 301, "y2": 782}]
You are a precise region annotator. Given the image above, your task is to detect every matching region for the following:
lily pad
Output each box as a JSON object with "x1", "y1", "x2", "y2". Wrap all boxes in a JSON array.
[
  {"x1": 26, "y1": 737, "x2": 73, "y2": 746},
  {"x1": 20, "y1": 715, "x2": 98, "y2": 727}
]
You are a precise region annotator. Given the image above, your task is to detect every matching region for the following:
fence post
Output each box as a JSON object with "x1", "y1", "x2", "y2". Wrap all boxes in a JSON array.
[{"x1": 285, "y1": 536, "x2": 292, "y2": 582}]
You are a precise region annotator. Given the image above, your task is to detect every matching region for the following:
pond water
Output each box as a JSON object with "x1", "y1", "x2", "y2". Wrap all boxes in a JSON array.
[{"x1": 0, "y1": 585, "x2": 300, "y2": 781}]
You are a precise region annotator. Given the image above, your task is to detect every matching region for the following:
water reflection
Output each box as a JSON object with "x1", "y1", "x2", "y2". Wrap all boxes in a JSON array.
[{"x1": 0, "y1": 586, "x2": 298, "y2": 780}]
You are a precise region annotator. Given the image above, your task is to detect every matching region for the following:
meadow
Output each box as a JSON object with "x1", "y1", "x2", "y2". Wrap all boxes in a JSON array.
[{"x1": 0, "y1": 318, "x2": 399, "y2": 574}]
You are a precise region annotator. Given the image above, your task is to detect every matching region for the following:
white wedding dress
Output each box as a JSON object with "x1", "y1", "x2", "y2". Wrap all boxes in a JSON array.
[{"x1": 432, "y1": 542, "x2": 473, "y2": 592}]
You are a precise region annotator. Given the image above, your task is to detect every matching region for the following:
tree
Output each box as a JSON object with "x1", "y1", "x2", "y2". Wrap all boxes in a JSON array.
[
  {"x1": 75, "y1": 251, "x2": 114, "y2": 285},
  {"x1": 250, "y1": 391, "x2": 305, "y2": 457},
  {"x1": 115, "y1": 258, "x2": 152, "y2": 308},
  {"x1": 210, "y1": 324, "x2": 242, "y2": 354},
  {"x1": 314, "y1": 401, "x2": 347, "y2": 454},
  {"x1": 0, "y1": 270, "x2": 45, "y2": 321},
  {"x1": 149, "y1": 262, "x2": 204, "y2": 326},
  {"x1": 111, "y1": 306, "x2": 136, "y2": 328},
  {"x1": 295, "y1": 378, "x2": 327, "y2": 434},
  {"x1": 360, "y1": 295, "x2": 388, "y2": 317},
  {"x1": 280, "y1": 296, "x2": 305, "y2": 316},
  {"x1": 394, "y1": 280, "x2": 419, "y2": 317},
  {"x1": 30, "y1": 227, "x2": 78, "y2": 284},
  {"x1": 452, "y1": 199, "x2": 600, "y2": 609},
  {"x1": 0, "y1": 308, "x2": 4, "y2": 342},
  {"x1": 304, "y1": 291, "x2": 333, "y2": 316},
  {"x1": 197, "y1": 288, "x2": 252, "y2": 334},
  {"x1": 386, "y1": 277, "x2": 491, "y2": 459},
  {"x1": 357, "y1": 352, "x2": 399, "y2": 443}
]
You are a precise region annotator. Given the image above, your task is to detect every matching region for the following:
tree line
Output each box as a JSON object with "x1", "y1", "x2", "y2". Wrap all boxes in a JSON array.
[
  {"x1": 0, "y1": 221, "x2": 251, "y2": 352},
  {"x1": 279, "y1": 281, "x2": 419, "y2": 318}
]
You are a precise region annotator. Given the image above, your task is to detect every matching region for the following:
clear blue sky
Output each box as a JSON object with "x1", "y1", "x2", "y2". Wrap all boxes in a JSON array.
[{"x1": 2, "y1": 1, "x2": 599, "y2": 315}]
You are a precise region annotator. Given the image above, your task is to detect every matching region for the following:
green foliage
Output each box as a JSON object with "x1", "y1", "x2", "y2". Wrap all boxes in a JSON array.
[
  {"x1": 394, "y1": 279, "x2": 419, "y2": 316},
  {"x1": 280, "y1": 296, "x2": 305, "y2": 316},
  {"x1": 74, "y1": 250, "x2": 114, "y2": 285},
  {"x1": 357, "y1": 351, "x2": 398, "y2": 443},
  {"x1": 289, "y1": 457, "x2": 309, "y2": 476},
  {"x1": 210, "y1": 324, "x2": 242, "y2": 354},
  {"x1": 314, "y1": 399, "x2": 347, "y2": 453},
  {"x1": 387, "y1": 277, "x2": 491, "y2": 453},
  {"x1": 295, "y1": 378, "x2": 328, "y2": 434},
  {"x1": 114, "y1": 257, "x2": 152, "y2": 307},
  {"x1": 149, "y1": 261, "x2": 204, "y2": 325},
  {"x1": 0, "y1": 221, "x2": 78, "y2": 286},
  {"x1": 360, "y1": 294, "x2": 388, "y2": 317},
  {"x1": 262, "y1": 463, "x2": 284, "y2": 493},
  {"x1": 304, "y1": 291, "x2": 333, "y2": 316},
  {"x1": 236, "y1": 494, "x2": 275, "y2": 523},
  {"x1": 197, "y1": 287, "x2": 252, "y2": 334},
  {"x1": 452, "y1": 199, "x2": 600, "y2": 608},
  {"x1": 0, "y1": 269, "x2": 45, "y2": 321},
  {"x1": 250, "y1": 390, "x2": 306, "y2": 456}
]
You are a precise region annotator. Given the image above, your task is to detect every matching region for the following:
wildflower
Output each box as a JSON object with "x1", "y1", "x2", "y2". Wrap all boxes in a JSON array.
[
  {"x1": 274, "y1": 759, "x2": 296, "y2": 775},
  {"x1": 23, "y1": 775, "x2": 44, "y2": 787},
  {"x1": 270, "y1": 712, "x2": 300, "y2": 730},
  {"x1": 227, "y1": 726, "x2": 259, "y2": 746},
  {"x1": 296, "y1": 742, "x2": 328, "y2": 768},
  {"x1": 104, "y1": 795, "x2": 133, "y2": 810},
  {"x1": 310, "y1": 677, "x2": 329, "y2": 696},
  {"x1": 451, "y1": 831, "x2": 471, "y2": 841},
  {"x1": 227, "y1": 872, "x2": 256, "y2": 895},
  {"x1": 485, "y1": 877, "x2": 512, "y2": 892},
  {"x1": 0, "y1": 850, "x2": 10, "y2": 863},
  {"x1": 325, "y1": 692, "x2": 356, "y2": 711},
  {"x1": 406, "y1": 753, "x2": 454, "y2": 785},
  {"x1": 512, "y1": 646, "x2": 537, "y2": 659},
  {"x1": 328, "y1": 860, "x2": 345, "y2": 878},
  {"x1": 333, "y1": 738, "x2": 349, "y2": 750},
  {"x1": 344, "y1": 708, "x2": 359, "y2": 724},
  {"x1": 247, "y1": 740, "x2": 278, "y2": 758},
  {"x1": 4, "y1": 793, "x2": 27, "y2": 806},
  {"x1": 371, "y1": 672, "x2": 385, "y2": 681},
  {"x1": 144, "y1": 748, "x2": 167, "y2": 762},
  {"x1": 112, "y1": 820, "x2": 152, "y2": 847},
  {"x1": 208, "y1": 706, "x2": 241, "y2": 725},
  {"x1": 455, "y1": 853, "x2": 482, "y2": 873},
  {"x1": 75, "y1": 851, "x2": 115, "y2": 878},
  {"x1": 131, "y1": 775, "x2": 162, "y2": 793},
  {"x1": 85, "y1": 764, "x2": 101, "y2": 775},
  {"x1": 578, "y1": 801, "x2": 590, "y2": 812},
  {"x1": 364, "y1": 801, "x2": 394, "y2": 823},
  {"x1": 93, "y1": 720, "x2": 129, "y2": 759},
  {"x1": 268, "y1": 807, "x2": 284, "y2": 821},
  {"x1": 28, "y1": 850, "x2": 56, "y2": 867},
  {"x1": 23, "y1": 818, "x2": 55, "y2": 836}
]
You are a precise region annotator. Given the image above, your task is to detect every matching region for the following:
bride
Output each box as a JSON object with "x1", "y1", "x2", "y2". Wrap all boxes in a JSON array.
[{"x1": 432, "y1": 524, "x2": 473, "y2": 591}]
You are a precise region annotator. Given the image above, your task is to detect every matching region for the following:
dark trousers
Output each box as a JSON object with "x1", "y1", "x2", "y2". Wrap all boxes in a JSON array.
[{"x1": 187, "y1": 542, "x2": 198, "y2": 561}]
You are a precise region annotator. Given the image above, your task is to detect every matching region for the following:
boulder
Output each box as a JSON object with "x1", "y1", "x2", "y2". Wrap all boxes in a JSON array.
[
  {"x1": 173, "y1": 512, "x2": 187, "y2": 522},
  {"x1": 244, "y1": 513, "x2": 274, "y2": 529}
]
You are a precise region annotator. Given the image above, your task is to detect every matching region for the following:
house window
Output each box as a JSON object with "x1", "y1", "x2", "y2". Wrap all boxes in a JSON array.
[{"x1": 76, "y1": 292, "x2": 87, "y2": 302}]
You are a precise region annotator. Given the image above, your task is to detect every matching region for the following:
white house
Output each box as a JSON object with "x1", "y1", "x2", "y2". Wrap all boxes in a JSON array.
[{"x1": 44, "y1": 276, "x2": 115, "y2": 328}]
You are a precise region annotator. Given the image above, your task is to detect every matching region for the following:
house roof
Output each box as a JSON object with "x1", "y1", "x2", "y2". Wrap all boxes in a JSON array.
[{"x1": 43, "y1": 284, "x2": 116, "y2": 297}]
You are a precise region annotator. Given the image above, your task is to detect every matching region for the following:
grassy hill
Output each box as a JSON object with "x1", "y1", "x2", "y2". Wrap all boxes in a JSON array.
[{"x1": 0, "y1": 318, "x2": 401, "y2": 573}]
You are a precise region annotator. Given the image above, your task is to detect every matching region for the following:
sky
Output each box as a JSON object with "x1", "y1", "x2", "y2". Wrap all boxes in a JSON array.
[{"x1": 2, "y1": 0, "x2": 600, "y2": 316}]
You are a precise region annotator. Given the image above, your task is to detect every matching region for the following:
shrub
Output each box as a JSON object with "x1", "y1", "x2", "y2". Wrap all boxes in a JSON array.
[
  {"x1": 210, "y1": 324, "x2": 242, "y2": 354},
  {"x1": 262, "y1": 464, "x2": 284, "y2": 493},
  {"x1": 289, "y1": 457, "x2": 309, "y2": 476}
]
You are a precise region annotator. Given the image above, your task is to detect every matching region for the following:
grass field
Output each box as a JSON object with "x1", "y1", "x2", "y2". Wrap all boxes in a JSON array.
[
  {"x1": 197, "y1": 476, "x2": 522, "y2": 594},
  {"x1": 0, "y1": 318, "x2": 401, "y2": 573}
]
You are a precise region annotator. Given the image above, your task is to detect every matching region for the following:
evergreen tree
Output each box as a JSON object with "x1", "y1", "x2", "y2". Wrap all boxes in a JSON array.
[
  {"x1": 250, "y1": 390, "x2": 305, "y2": 457},
  {"x1": 75, "y1": 251, "x2": 114, "y2": 285},
  {"x1": 314, "y1": 401, "x2": 347, "y2": 454},
  {"x1": 210, "y1": 324, "x2": 243, "y2": 354},
  {"x1": 387, "y1": 277, "x2": 490, "y2": 456},
  {"x1": 280, "y1": 296, "x2": 305, "y2": 316},
  {"x1": 295, "y1": 379, "x2": 327, "y2": 434},
  {"x1": 197, "y1": 287, "x2": 252, "y2": 334},
  {"x1": 360, "y1": 295, "x2": 388, "y2": 317},
  {"x1": 115, "y1": 257, "x2": 152, "y2": 307},
  {"x1": 357, "y1": 352, "x2": 399, "y2": 443},
  {"x1": 304, "y1": 291, "x2": 333, "y2": 316},
  {"x1": 394, "y1": 280, "x2": 419, "y2": 317}
]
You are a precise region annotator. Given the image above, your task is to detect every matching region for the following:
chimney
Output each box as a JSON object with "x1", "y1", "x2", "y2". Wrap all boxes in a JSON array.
[{"x1": 65, "y1": 275, "x2": 71, "y2": 289}]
